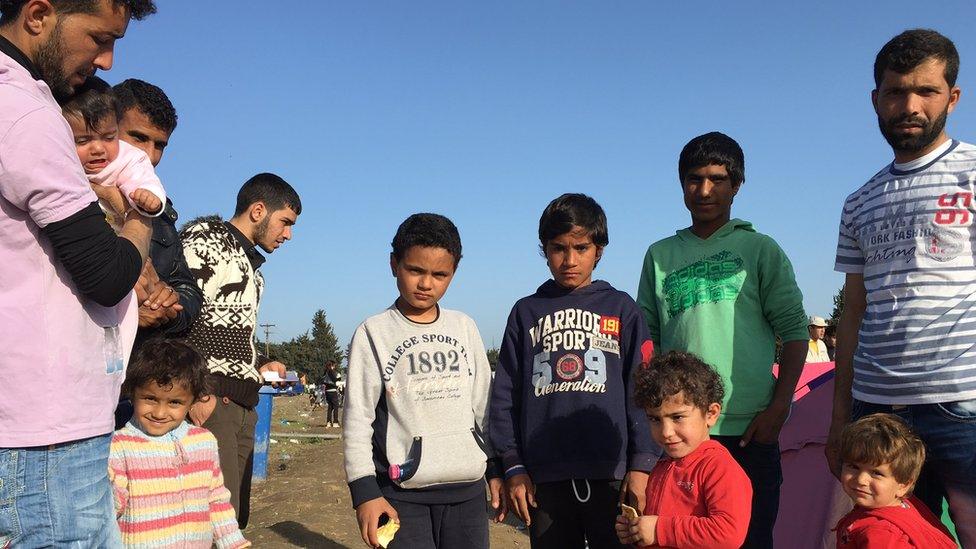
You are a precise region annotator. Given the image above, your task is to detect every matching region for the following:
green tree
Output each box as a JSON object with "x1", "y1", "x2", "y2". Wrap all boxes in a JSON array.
[
  {"x1": 830, "y1": 286, "x2": 845, "y2": 326},
  {"x1": 486, "y1": 348, "x2": 500, "y2": 371},
  {"x1": 267, "y1": 309, "x2": 345, "y2": 381}
]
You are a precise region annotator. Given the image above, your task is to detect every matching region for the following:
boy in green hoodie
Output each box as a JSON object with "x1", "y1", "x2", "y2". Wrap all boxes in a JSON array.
[{"x1": 636, "y1": 131, "x2": 809, "y2": 548}]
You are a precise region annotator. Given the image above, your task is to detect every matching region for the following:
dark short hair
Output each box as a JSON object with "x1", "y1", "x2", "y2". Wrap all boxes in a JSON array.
[
  {"x1": 114, "y1": 78, "x2": 177, "y2": 134},
  {"x1": 875, "y1": 29, "x2": 959, "y2": 88},
  {"x1": 0, "y1": 0, "x2": 156, "y2": 25},
  {"x1": 234, "y1": 173, "x2": 302, "y2": 217},
  {"x1": 121, "y1": 339, "x2": 209, "y2": 402},
  {"x1": 633, "y1": 351, "x2": 725, "y2": 412},
  {"x1": 538, "y1": 193, "x2": 609, "y2": 249},
  {"x1": 61, "y1": 76, "x2": 116, "y2": 131},
  {"x1": 678, "y1": 132, "x2": 745, "y2": 187},
  {"x1": 391, "y1": 213, "x2": 463, "y2": 267},
  {"x1": 840, "y1": 413, "x2": 925, "y2": 487}
]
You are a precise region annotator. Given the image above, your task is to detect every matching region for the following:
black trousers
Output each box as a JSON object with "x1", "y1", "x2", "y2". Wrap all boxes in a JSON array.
[{"x1": 529, "y1": 479, "x2": 624, "y2": 549}]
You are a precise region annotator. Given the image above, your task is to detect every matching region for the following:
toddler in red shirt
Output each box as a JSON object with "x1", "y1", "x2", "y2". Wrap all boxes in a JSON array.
[
  {"x1": 835, "y1": 414, "x2": 957, "y2": 548},
  {"x1": 616, "y1": 351, "x2": 751, "y2": 548}
]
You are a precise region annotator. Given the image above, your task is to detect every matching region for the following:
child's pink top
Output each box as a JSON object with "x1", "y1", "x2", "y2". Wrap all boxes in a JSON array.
[{"x1": 88, "y1": 139, "x2": 166, "y2": 216}]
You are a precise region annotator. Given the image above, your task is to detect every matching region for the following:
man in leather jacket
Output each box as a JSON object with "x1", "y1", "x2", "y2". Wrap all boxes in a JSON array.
[{"x1": 114, "y1": 78, "x2": 202, "y2": 342}]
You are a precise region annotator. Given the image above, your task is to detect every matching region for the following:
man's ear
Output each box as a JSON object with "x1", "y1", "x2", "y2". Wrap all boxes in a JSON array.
[
  {"x1": 248, "y1": 201, "x2": 266, "y2": 223},
  {"x1": 21, "y1": 0, "x2": 57, "y2": 36}
]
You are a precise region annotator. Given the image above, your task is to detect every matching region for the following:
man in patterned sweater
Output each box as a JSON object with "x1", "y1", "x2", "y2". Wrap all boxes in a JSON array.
[{"x1": 182, "y1": 172, "x2": 301, "y2": 519}]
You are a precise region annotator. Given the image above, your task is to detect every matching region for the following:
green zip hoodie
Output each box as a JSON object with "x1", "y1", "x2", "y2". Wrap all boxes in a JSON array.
[{"x1": 637, "y1": 219, "x2": 808, "y2": 435}]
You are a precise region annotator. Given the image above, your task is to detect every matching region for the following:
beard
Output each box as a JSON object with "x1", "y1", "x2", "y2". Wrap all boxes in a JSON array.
[
  {"x1": 34, "y1": 21, "x2": 75, "y2": 102},
  {"x1": 878, "y1": 105, "x2": 949, "y2": 155},
  {"x1": 253, "y1": 216, "x2": 273, "y2": 253}
]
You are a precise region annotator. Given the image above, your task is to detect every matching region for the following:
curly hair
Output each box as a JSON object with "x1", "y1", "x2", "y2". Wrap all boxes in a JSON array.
[
  {"x1": 113, "y1": 78, "x2": 177, "y2": 134},
  {"x1": 1, "y1": 0, "x2": 156, "y2": 25},
  {"x1": 633, "y1": 350, "x2": 725, "y2": 411},
  {"x1": 121, "y1": 338, "x2": 209, "y2": 402},
  {"x1": 840, "y1": 413, "x2": 926, "y2": 486}
]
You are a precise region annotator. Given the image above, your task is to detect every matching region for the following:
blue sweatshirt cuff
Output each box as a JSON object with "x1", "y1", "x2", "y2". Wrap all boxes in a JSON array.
[{"x1": 349, "y1": 476, "x2": 383, "y2": 508}]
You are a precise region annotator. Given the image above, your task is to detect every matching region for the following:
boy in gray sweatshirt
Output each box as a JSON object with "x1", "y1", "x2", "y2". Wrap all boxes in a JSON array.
[{"x1": 343, "y1": 213, "x2": 506, "y2": 549}]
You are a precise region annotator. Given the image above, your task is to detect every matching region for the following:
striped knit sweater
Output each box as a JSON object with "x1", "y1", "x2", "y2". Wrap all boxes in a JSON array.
[{"x1": 108, "y1": 421, "x2": 250, "y2": 548}]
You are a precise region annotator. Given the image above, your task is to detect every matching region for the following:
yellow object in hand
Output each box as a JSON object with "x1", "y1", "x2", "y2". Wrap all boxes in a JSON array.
[{"x1": 377, "y1": 519, "x2": 400, "y2": 548}]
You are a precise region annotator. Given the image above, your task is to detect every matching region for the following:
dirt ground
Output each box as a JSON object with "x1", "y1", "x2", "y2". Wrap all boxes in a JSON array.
[{"x1": 244, "y1": 395, "x2": 528, "y2": 548}]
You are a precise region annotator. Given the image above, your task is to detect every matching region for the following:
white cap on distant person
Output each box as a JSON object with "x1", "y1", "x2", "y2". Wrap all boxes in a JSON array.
[{"x1": 808, "y1": 315, "x2": 827, "y2": 327}]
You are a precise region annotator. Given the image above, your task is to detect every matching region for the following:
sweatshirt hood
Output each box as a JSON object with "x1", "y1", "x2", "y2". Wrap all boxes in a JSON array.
[
  {"x1": 677, "y1": 218, "x2": 754, "y2": 243},
  {"x1": 535, "y1": 279, "x2": 614, "y2": 298}
]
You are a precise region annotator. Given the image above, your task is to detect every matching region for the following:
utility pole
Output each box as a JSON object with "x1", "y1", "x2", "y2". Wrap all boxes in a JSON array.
[{"x1": 259, "y1": 323, "x2": 275, "y2": 357}]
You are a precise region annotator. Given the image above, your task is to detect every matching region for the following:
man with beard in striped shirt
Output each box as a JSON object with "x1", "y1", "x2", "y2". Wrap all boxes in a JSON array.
[{"x1": 827, "y1": 28, "x2": 974, "y2": 547}]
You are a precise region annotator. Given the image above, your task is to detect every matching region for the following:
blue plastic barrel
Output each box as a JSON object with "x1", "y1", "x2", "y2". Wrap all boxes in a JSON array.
[{"x1": 252, "y1": 385, "x2": 277, "y2": 481}]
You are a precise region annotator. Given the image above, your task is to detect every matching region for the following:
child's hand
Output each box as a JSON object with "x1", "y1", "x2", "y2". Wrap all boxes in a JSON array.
[
  {"x1": 488, "y1": 477, "x2": 508, "y2": 523},
  {"x1": 616, "y1": 513, "x2": 658, "y2": 546},
  {"x1": 90, "y1": 183, "x2": 127, "y2": 217},
  {"x1": 130, "y1": 188, "x2": 162, "y2": 215},
  {"x1": 355, "y1": 497, "x2": 399, "y2": 548},
  {"x1": 505, "y1": 473, "x2": 537, "y2": 526}
]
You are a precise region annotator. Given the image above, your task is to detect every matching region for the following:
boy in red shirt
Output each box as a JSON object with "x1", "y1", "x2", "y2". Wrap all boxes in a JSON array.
[
  {"x1": 835, "y1": 414, "x2": 957, "y2": 548},
  {"x1": 617, "y1": 351, "x2": 751, "y2": 548}
]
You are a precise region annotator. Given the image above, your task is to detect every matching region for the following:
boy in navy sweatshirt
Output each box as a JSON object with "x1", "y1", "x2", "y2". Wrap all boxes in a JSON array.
[
  {"x1": 343, "y1": 213, "x2": 505, "y2": 549},
  {"x1": 490, "y1": 193, "x2": 659, "y2": 548}
]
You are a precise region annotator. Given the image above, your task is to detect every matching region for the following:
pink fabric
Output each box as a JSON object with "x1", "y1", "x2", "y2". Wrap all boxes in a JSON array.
[
  {"x1": 774, "y1": 377, "x2": 852, "y2": 548},
  {"x1": 87, "y1": 139, "x2": 165, "y2": 216},
  {"x1": 0, "y1": 50, "x2": 136, "y2": 447}
]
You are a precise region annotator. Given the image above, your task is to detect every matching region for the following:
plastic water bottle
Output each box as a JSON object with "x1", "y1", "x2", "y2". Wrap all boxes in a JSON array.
[{"x1": 389, "y1": 436, "x2": 422, "y2": 482}]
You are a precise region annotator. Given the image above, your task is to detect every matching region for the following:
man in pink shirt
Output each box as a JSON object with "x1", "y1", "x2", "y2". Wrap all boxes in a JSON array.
[{"x1": 0, "y1": 0, "x2": 155, "y2": 545}]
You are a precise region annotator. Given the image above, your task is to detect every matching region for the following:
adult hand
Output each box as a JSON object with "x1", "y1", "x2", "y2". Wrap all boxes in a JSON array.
[
  {"x1": 488, "y1": 477, "x2": 508, "y2": 523},
  {"x1": 355, "y1": 497, "x2": 399, "y2": 548},
  {"x1": 90, "y1": 182, "x2": 127, "y2": 216},
  {"x1": 189, "y1": 395, "x2": 216, "y2": 427},
  {"x1": 824, "y1": 418, "x2": 847, "y2": 479},
  {"x1": 505, "y1": 473, "x2": 537, "y2": 526},
  {"x1": 135, "y1": 258, "x2": 160, "y2": 302},
  {"x1": 259, "y1": 361, "x2": 288, "y2": 387},
  {"x1": 620, "y1": 470, "x2": 649, "y2": 513},
  {"x1": 137, "y1": 301, "x2": 181, "y2": 328},
  {"x1": 143, "y1": 281, "x2": 180, "y2": 311},
  {"x1": 740, "y1": 403, "x2": 789, "y2": 447}
]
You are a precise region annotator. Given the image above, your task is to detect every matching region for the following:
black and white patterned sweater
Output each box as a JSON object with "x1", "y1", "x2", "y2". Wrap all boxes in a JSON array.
[{"x1": 181, "y1": 216, "x2": 265, "y2": 406}]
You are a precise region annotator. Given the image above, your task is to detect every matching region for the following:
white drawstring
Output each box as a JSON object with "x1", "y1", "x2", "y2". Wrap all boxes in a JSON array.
[{"x1": 571, "y1": 478, "x2": 591, "y2": 503}]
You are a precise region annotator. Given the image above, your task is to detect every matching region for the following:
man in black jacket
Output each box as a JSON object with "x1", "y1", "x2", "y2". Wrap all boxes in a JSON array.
[{"x1": 114, "y1": 78, "x2": 203, "y2": 340}]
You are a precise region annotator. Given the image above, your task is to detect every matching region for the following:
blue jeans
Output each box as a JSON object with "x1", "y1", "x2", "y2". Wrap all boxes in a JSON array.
[
  {"x1": 0, "y1": 434, "x2": 121, "y2": 548},
  {"x1": 713, "y1": 436, "x2": 782, "y2": 549},
  {"x1": 853, "y1": 398, "x2": 976, "y2": 548}
]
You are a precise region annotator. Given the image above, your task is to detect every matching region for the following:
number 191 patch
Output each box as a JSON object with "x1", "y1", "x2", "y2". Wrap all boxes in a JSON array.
[{"x1": 600, "y1": 316, "x2": 620, "y2": 337}]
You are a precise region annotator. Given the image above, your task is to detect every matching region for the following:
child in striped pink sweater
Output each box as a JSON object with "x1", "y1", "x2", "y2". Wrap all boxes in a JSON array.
[{"x1": 109, "y1": 339, "x2": 249, "y2": 548}]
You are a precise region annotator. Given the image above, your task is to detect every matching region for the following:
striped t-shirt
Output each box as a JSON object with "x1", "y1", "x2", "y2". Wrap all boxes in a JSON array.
[{"x1": 835, "y1": 139, "x2": 976, "y2": 404}]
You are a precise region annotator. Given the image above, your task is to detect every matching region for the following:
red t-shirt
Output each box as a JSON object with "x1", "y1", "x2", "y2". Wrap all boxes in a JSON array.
[
  {"x1": 835, "y1": 496, "x2": 957, "y2": 549},
  {"x1": 642, "y1": 439, "x2": 752, "y2": 548}
]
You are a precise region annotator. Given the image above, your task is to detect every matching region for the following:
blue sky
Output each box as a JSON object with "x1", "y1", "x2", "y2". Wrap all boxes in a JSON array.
[{"x1": 109, "y1": 1, "x2": 976, "y2": 353}]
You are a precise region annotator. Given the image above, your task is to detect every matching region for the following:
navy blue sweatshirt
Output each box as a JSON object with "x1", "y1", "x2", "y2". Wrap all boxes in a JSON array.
[{"x1": 490, "y1": 280, "x2": 660, "y2": 483}]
